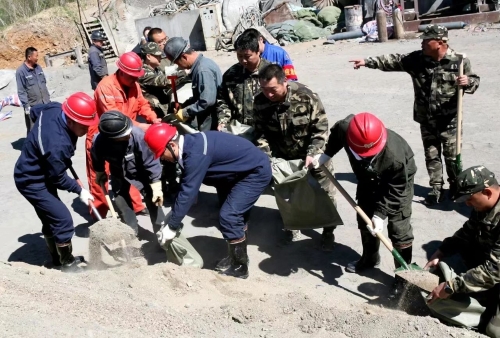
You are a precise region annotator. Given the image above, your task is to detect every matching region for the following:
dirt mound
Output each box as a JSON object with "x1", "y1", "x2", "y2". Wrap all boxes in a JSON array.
[{"x1": 0, "y1": 260, "x2": 484, "y2": 337}]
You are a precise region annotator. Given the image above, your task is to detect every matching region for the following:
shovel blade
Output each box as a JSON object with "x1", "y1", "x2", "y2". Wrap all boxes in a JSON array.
[{"x1": 395, "y1": 265, "x2": 439, "y2": 293}]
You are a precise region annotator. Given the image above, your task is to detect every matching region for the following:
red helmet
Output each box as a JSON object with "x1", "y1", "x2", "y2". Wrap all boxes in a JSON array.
[
  {"x1": 62, "y1": 92, "x2": 98, "y2": 126},
  {"x1": 144, "y1": 123, "x2": 178, "y2": 159},
  {"x1": 347, "y1": 112, "x2": 387, "y2": 157},
  {"x1": 116, "y1": 52, "x2": 144, "y2": 77}
]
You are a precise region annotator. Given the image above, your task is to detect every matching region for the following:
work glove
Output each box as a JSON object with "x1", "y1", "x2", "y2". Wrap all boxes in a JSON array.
[
  {"x1": 174, "y1": 108, "x2": 188, "y2": 122},
  {"x1": 79, "y1": 188, "x2": 94, "y2": 206},
  {"x1": 157, "y1": 222, "x2": 178, "y2": 247},
  {"x1": 367, "y1": 215, "x2": 385, "y2": 237},
  {"x1": 95, "y1": 171, "x2": 108, "y2": 186},
  {"x1": 309, "y1": 153, "x2": 332, "y2": 169},
  {"x1": 23, "y1": 105, "x2": 30, "y2": 115},
  {"x1": 150, "y1": 181, "x2": 163, "y2": 207}
]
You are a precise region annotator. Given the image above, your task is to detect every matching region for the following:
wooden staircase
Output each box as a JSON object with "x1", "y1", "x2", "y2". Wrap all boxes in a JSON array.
[{"x1": 82, "y1": 18, "x2": 118, "y2": 60}]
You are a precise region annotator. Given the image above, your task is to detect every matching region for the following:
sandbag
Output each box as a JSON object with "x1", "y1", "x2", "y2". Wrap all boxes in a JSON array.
[
  {"x1": 421, "y1": 261, "x2": 485, "y2": 328},
  {"x1": 302, "y1": 0, "x2": 340, "y2": 9},
  {"x1": 318, "y1": 6, "x2": 342, "y2": 26},
  {"x1": 294, "y1": 9, "x2": 323, "y2": 27},
  {"x1": 294, "y1": 20, "x2": 329, "y2": 41},
  {"x1": 221, "y1": 120, "x2": 255, "y2": 142},
  {"x1": 164, "y1": 232, "x2": 204, "y2": 268},
  {"x1": 272, "y1": 158, "x2": 343, "y2": 230}
]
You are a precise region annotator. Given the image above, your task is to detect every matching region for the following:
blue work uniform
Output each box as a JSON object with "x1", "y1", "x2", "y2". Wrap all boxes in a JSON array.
[
  {"x1": 182, "y1": 54, "x2": 222, "y2": 132},
  {"x1": 88, "y1": 44, "x2": 109, "y2": 90},
  {"x1": 169, "y1": 131, "x2": 272, "y2": 240},
  {"x1": 14, "y1": 102, "x2": 81, "y2": 244},
  {"x1": 91, "y1": 127, "x2": 164, "y2": 232},
  {"x1": 261, "y1": 42, "x2": 298, "y2": 81}
]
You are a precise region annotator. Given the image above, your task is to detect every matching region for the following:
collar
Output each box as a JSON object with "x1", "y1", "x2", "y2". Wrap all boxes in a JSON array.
[
  {"x1": 243, "y1": 58, "x2": 264, "y2": 76},
  {"x1": 190, "y1": 54, "x2": 203, "y2": 73},
  {"x1": 177, "y1": 135, "x2": 185, "y2": 168},
  {"x1": 481, "y1": 198, "x2": 500, "y2": 226},
  {"x1": 349, "y1": 146, "x2": 379, "y2": 162},
  {"x1": 23, "y1": 62, "x2": 37, "y2": 71}
]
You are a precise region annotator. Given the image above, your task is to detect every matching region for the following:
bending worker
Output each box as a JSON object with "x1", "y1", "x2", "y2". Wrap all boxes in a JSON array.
[
  {"x1": 91, "y1": 111, "x2": 165, "y2": 237},
  {"x1": 313, "y1": 112, "x2": 416, "y2": 299},
  {"x1": 14, "y1": 92, "x2": 98, "y2": 272},
  {"x1": 144, "y1": 124, "x2": 272, "y2": 279}
]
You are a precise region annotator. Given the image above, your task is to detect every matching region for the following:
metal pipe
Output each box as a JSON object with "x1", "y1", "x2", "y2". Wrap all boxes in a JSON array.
[
  {"x1": 326, "y1": 29, "x2": 364, "y2": 41},
  {"x1": 418, "y1": 21, "x2": 465, "y2": 31}
]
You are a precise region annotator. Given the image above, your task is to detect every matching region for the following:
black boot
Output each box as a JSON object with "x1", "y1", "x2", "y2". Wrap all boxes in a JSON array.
[
  {"x1": 388, "y1": 245, "x2": 413, "y2": 301},
  {"x1": 221, "y1": 239, "x2": 249, "y2": 279},
  {"x1": 320, "y1": 227, "x2": 336, "y2": 251},
  {"x1": 44, "y1": 236, "x2": 62, "y2": 268},
  {"x1": 56, "y1": 242, "x2": 85, "y2": 273},
  {"x1": 346, "y1": 231, "x2": 381, "y2": 273},
  {"x1": 215, "y1": 228, "x2": 248, "y2": 272}
]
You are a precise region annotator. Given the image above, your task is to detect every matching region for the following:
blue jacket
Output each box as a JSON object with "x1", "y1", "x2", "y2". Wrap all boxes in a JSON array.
[
  {"x1": 88, "y1": 44, "x2": 109, "y2": 90},
  {"x1": 169, "y1": 131, "x2": 270, "y2": 228},
  {"x1": 14, "y1": 102, "x2": 81, "y2": 194},
  {"x1": 91, "y1": 127, "x2": 162, "y2": 189},
  {"x1": 15, "y1": 62, "x2": 51, "y2": 109}
]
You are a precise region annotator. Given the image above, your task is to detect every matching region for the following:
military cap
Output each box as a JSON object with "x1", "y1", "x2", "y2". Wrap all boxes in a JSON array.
[
  {"x1": 419, "y1": 24, "x2": 448, "y2": 41},
  {"x1": 141, "y1": 42, "x2": 162, "y2": 56},
  {"x1": 452, "y1": 165, "x2": 498, "y2": 202}
]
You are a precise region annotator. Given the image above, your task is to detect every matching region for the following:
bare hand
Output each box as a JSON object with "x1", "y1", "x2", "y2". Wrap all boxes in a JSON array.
[
  {"x1": 349, "y1": 59, "x2": 366, "y2": 69},
  {"x1": 217, "y1": 124, "x2": 225, "y2": 131},
  {"x1": 456, "y1": 75, "x2": 469, "y2": 86},
  {"x1": 424, "y1": 258, "x2": 440, "y2": 270},
  {"x1": 305, "y1": 155, "x2": 315, "y2": 168},
  {"x1": 138, "y1": 123, "x2": 150, "y2": 133},
  {"x1": 426, "y1": 282, "x2": 451, "y2": 305},
  {"x1": 152, "y1": 118, "x2": 162, "y2": 124}
]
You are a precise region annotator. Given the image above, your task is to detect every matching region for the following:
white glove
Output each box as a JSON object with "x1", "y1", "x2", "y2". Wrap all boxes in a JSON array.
[
  {"x1": 79, "y1": 188, "x2": 94, "y2": 206},
  {"x1": 157, "y1": 223, "x2": 178, "y2": 247},
  {"x1": 311, "y1": 153, "x2": 332, "y2": 169},
  {"x1": 367, "y1": 215, "x2": 384, "y2": 237},
  {"x1": 150, "y1": 181, "x2": 163, "y2": 207},
  {"x1": 95, "y1": 171, "x2": 108, "y2": 186}
]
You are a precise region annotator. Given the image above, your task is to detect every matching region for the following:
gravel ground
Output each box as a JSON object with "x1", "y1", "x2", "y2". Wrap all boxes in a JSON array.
[{"x1": 0, "y1": 27, "x2": 498, "y2": 337}]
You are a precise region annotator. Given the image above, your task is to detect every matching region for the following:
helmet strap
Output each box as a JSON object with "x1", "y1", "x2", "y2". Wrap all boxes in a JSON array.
[{"x1": 166, "y1": 143, "x2": 177, "y2": 163}]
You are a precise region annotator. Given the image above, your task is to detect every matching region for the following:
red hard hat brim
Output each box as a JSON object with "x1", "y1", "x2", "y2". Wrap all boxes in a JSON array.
[
  {"x1": 116, "y1": 60, "x2": 145, "y2": 78},
  {"x1": 63, "y1": 109, "x2": 99, "y2": 126},
  {"x1": 354, "y1": 127, "x2": 388, "y2": 157}
]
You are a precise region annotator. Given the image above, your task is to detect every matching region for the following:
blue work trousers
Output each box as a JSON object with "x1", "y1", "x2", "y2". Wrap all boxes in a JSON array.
[
  {"x1": 215, "y1": 166, "x2": 271, "y2": 241},
  {"x1": 16, "y1": 181, "x2": 74, "y2": 244}
]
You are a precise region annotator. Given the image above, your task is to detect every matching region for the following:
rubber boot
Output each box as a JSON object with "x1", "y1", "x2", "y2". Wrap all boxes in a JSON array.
[
  {"x1": 320, "y1": 227, "x2": 336, "y2": 251},
  {"x1": 346, "y1": 231, "x2": 381, "y2": 273},
  {"x1": 388, "y1": 245, "x2": 413, "y2": 301},
  {"x1": 221, "y1": 238, "x2": 249, "y2": 279},
  {"x1": 44, "y1": 236, "x2": 62, "y2": 268},
  {"x1": 56, "y1": 242, "x2": 85, "y2": 273},
  {"x1": 215, "y1": 227, "x2": 248, "y2": 272}
]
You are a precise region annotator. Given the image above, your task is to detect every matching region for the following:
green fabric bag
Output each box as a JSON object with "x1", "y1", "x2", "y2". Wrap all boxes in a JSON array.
[
  {"x1": 293, "y1": 20, "x2": 329, "y2": 41},
  {"x1": 295, "y1": 9, "x2": 323, "y2": 27},
  {"x1": 163, "y1": 232, "x2": 204, "y2": 268},
  {"x1": 272, "y1": 158, "x2": 343, "y2": 230},
  {"x1": 318, "y1": 6, "x2": 342, "y2": 26},
  {"x1": 221, "y1": 120, "x2": 255, "y2": 142}
]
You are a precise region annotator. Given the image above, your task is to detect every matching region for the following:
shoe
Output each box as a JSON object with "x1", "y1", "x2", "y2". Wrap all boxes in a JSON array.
[
  {"x1": 221, "y1": 239, "x2": 249, "y2": 279},
  {"x1": 424, "y1": 186, "x2": 445, "y2": 205},
  {"x1": 346, "y1": 230, "x2": 381, "y2": 273},
  {"x1": 284, "y1": 229, "x2": 302, "y2": 242},
  {"x1": 388, "y1": 245, "x2": 413, "y2": 301},
  {"x1": 320, "y1": 228, "x2": 336, "y2": 251},
  {"x1": 56, "y1": 242, "x2": 84, "y2": 273},
  {"x1": 136, "y1": 208, "x2": 149, "y2": 216}
]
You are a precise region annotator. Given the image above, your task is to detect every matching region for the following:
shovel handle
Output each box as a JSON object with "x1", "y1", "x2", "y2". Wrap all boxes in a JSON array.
[
  {"x1": 456, "y1": 53, "x2": 465, "y2": 157},
  {"x1": 69, "y1": 166, "x2": 102, "y2": 221},
  {"x1": 100, "y1": 182, "x2": 118, "y2": 219},
  {"x1": 319, "y1": 164, "x2": 409, "y2": 269},
  {"x1": 167, "y1": 75, "x2": 178, "y2": 104}
]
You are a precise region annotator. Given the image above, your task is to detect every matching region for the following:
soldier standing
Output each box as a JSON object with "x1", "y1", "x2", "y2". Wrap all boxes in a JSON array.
[
  {"x1": 88, "y1": 31, "x2": 109, "y2": 90},
  {"x1": 349, "y1": 25, "x2": 480, "y2": 205},
  {"x1": 426, "y1": 166, "x2": 500, "y2": 337},
  {"x1": 253, "y1": 64, "x2": 336, "y2": 249},
  {"x1": 217, "y1": 28, "x2": 271, "y2": 131}
]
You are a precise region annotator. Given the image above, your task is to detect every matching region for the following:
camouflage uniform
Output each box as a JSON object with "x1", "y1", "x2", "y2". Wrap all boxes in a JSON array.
[
  {"x1": 253, "y1": 81, "x2": 337, "y2": 235},
  {"x1": 217, "y1": 58, "x2": 271, "y2": 127},
  {"x1": 438, "y1": 166, "x2": 500, "y2": 336},
  {"x1": 363, "y1": 25, "x2": 480, "y2": 199}
]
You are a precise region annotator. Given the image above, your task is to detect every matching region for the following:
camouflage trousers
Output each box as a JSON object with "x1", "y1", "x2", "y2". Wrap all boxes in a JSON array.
[
  {"x1": 309, "y1": 159, "x2": 338, "y2": 233},
  {"x1": 419, "y1": 116, "x2": 461, "y2": 187}
]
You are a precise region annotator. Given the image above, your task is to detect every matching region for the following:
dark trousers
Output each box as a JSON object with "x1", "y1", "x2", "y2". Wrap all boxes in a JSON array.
[
  {"x1": 16, "y1": 181, "x2": 74, "y2": 244},
  {"x1": 215, "y1": 167, "x2": 272, "y2": 241},
  {"x1": 24, "y1": 112, "x2": 34, "y2": 137},
  {"x1": 112, "y1": 178, "x2": 164, "y2": 233}
]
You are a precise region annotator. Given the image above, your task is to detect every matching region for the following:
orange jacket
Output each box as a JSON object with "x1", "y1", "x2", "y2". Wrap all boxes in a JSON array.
[{"x1": 89, "y1": 73, "x2": 157, "y2": 138}]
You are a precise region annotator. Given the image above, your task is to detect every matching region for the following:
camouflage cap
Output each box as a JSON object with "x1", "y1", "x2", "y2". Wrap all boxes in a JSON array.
[
  {"x1": 141, "y1": 42, "x2": 162, "y2": 56},
  {"x1": 452, "y1": 165, "x2": 498, "y2": 202},
  {"x1": 419, "y1": 24, "x2": 448, "y2": 41}
]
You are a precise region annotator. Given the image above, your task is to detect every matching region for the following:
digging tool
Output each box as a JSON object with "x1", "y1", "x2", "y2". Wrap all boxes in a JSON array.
[
  {"x1": 167, "y1": 75, "x2": 179, "y2": 104},
  {"x1": 319, "y1": 164, "x2": 439, "y2": 292},
  {"x1": 69, "y1": 166, "x2": 102, "y2": 221},
  {"x1": 452, "y1": 53, "x2": 466, "y2": 177}
]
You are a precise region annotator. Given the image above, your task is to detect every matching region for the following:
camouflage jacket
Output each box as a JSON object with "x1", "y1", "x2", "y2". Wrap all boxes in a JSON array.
[
  {"x1": 440, "y1": 199, "x2": 500, "y2": 293},
  {"x1": 365, "y1": 48, "x2": 480, "y2": 124},
  {"x1": 217, "y1": 58, "x2": 271, "y2": 126},
  {"x1": 138, "y1": 63, "x2": 171, "y2": 108},
  {"x1": 253, "y1": 81, "x2": 328, "y2": 160}
]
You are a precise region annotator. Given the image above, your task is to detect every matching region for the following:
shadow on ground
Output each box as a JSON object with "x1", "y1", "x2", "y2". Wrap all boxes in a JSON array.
[
  {"x1": 414, "y1": 184, "x2": 471, "y2": 218},
  {"x1": 8, "y1": 233, "x2": 47, "y2": 266}
]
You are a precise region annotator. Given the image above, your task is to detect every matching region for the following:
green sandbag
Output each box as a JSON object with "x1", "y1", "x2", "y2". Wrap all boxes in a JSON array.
[
  {"x1": 318, "y1": 6, "x2": 342, "y2": 26},
  {"x1": 293, "y1": 20, "x2": 329, "y2": 41},
  {"x1": 163, "y1": 232, "x2": 204, "y2": 268},
  {"x1": 221, "y1": 120, "x2": 255, "y2": 142},
  {"x1": 295, "y1": 9, "x2": 323, "y2": 27}
]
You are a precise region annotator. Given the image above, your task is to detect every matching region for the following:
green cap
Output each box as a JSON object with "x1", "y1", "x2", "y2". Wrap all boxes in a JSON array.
[
  {"x1": 452, "y1": 165, "x2": 498, "y2": 202},
  {"x1": 141, "y1": 42, "x2": 162, "y2": 56},
  {"x1": 419, "y1": 24, "x2": 449, "y2": 41}
]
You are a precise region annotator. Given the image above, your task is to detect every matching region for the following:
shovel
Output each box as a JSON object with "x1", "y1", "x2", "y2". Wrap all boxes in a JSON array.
[
  {"x1": 319, "y1": 164, "x2": 439, "y2": 292},
  {"x1": 451, "y1": 53, "x2": 466, "y2": 177}
]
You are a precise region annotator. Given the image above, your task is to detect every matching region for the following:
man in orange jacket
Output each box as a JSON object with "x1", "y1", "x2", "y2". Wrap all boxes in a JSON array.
[{"x1": 87, "y1": 52, "x2": 161, "y2": 218}]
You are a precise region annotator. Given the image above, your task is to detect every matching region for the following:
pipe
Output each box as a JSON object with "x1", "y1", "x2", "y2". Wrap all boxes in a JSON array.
[
  {"x1": 221, "y1": 0, "x2": 233, "y2": 32},
  {"x1": 418, "y1": 21, "x2": 466, "y2": 31},
  {"x1": 327, "y1": 29, "x2": 364, "y2": 41}
]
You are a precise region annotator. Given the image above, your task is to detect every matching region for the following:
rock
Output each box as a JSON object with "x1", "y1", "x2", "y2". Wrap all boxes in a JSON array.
[
  {"x1": 232, "y1": 315, "x2": 243, "y2": 324},
  {"x1": 434, "y1": 318, "x2": 440, "y2": 324},
  {"x1": 415, "y1": 326, "x2": 419, "y2": 331},
  {"x1": 184, "y1": 303, "x2": 191, "y2": 308},
  {"x1": 186, "y1": 281, "x2": 193, "y2": 288},
  {"x1": 450, "y1": 333, "x2": 456, "y2": 337},
  {"x1": 365, "y1": 309, "x2": 373, "y2": 315}
]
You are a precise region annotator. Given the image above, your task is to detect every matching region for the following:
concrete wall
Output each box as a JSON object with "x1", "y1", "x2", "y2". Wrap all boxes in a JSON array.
[{"x1": 135, "y1": 10, "x2": 206, "y2": 51}]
